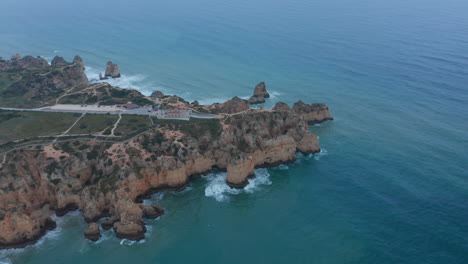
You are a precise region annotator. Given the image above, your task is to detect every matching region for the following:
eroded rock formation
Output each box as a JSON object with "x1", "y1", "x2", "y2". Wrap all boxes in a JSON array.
[
  {"x1": 272, "y1": 101, "x2": 334, "y2": 125},
  {"x1": 293, "y1": 100, "x2": 334, "y2": 124},
  {"x1": 249, "y1": 82, "x2": 270, "y2": 104},
  {"x1": 210, "y1": 96, "x2": 250, "y2": 114},
  {"x1": 0, "y1": 108, "x2": 322, "y2": 248},
  {"x1": 84, "y1": 223, "x2": 101, "y2": 241},
  {"x1": 105, "y1": 61, "x2": 121, "y2": 78},
  {"x1": 0, "y1": 55, "x2": 49, "y2": 71},
  {"x1": 273, "y1": 102, "x2": 291, "y2": 111},
  {"x1": 51, "y1": 56, "x2": 68, "y2": 67},
  {"x1": 0, "y1": 55, "x2": 88, "y2": 107}
]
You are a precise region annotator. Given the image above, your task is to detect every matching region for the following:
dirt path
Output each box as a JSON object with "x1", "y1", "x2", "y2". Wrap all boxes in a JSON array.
[
  {"x1": 110, "y1": 113, "x2": 122, "y2": 136},
  {"x1": 148, "y1": 114, "x2": 154, "y2": 125},
  {"x1": 53, "y1": 113, "x2": 86, "y2": 142}
]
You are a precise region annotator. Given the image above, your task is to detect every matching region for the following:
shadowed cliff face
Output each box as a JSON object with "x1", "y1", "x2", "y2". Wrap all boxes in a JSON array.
[{"x1": 0, "y1": 109, "x2": 320, "y2": 248}]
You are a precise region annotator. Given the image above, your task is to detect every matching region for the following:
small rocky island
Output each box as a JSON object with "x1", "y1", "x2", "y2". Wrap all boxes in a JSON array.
[
  {"x1": 0, "y1": 54, "x2": 333, "y2": 249},
  {"x1": 99, "y1": 61, "x2": 121, "y2": 80}
]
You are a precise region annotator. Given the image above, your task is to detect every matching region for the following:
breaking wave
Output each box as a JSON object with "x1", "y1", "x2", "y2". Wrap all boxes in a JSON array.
[
  {"x1": 269, "y1": 90, "x2": 281, "y2": 100},
  {"x1": 143, "y1": 192, "x2": 165, "y2": 205},
  {"x1": 85, "y1": 66, "x2": 158, "y2": 96},
  {"x1": 204, "y1": 168, "x2": 272, "y2": 202},
  {"x1": 0, "y1": 210, "x2": 82, "y2": 262},
  {"x1": 314, "y1": 148, "x2": 328, "y2": 160},
  {"x1": 119, "y1": 238, "x2": 146, "y2": 247}
]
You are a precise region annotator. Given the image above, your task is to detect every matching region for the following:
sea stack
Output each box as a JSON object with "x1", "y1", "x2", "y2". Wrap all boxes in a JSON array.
[
  {"x1": 99, "y1": 73, "x2": 108, "y2": 80},
  {"x1": 249, "y1": 82, "x2": 270, "y2": 104},
  {"x1": 105, "y1": 61, "x2": 121, "y2": 78}
]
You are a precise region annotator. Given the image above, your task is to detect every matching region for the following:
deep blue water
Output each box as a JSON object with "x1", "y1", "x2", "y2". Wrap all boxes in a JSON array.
[{"x1": 1, "y1": 0, "x2": 467, "y2": 263}]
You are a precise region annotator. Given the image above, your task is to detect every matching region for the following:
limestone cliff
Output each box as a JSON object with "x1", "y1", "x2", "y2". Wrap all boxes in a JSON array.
[
  {"x1": 273, "y1": 102, "x2": 291, "y2": 111},
  {"x1": 0, "y1": 55, "x2": 49, "y2": 71},
  {"x1": 273, "y1": 101, "x2": 333, "y2": 124},
  {"x1": 209, "y1": 96, "x2": 250, "y2": 114},
  {"x1": 51, "y1": 56, "x2": 68, "y2": 67},
  {"x1": 0, "y1": 109, "x2": 321, "y2": 248},
  {"x1": 293, "y1": 100, "x2": 334, "y2": 124}
]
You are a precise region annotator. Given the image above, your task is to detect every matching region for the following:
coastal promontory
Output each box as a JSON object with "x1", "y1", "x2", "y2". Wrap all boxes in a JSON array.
[{"x1": 0, "y1": 54, "x2": 333, "y2": 248}]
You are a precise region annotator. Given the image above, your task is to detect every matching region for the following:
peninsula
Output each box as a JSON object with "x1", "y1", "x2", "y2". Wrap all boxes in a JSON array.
[{"x1": 0, "y1": 54, "x2": 333, "y2": 248}]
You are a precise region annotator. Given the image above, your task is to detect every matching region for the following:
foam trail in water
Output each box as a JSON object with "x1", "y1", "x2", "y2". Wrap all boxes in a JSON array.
[{"x1": 204, "y1": 168, "x2": 271, "y2": 202}]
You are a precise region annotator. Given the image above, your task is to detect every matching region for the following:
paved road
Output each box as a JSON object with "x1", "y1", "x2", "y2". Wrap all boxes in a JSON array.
[{"x1": 0, "y1": 106, "x2": 219, "y2": 119}]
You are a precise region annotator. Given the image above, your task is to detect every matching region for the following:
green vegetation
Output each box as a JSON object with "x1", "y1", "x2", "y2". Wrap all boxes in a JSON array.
[
  {"x1": 0, "y1": 110, "x2": 78, "y2": 144},
  {"x1": 114, "y1": 115, "x2": 153, "y2": 137},
  {"x1": 58, "y1": 93, "x2": 89, "y2": 104},
  {"x1": 98, "y1": 87, "x2": 152, "y2": 106},
  {"x1": 0, "y1": 66, "x2": 78, "y2": 108},
  {"x1": 157, "y1": 118, "x2": 222, "y2": 139},
  {"x1": 69, "y1": 114, "x2": 118, "y2": 135}
]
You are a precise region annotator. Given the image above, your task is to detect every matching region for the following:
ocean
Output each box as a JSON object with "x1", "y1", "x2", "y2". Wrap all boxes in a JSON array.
[{"x1": 1, "y1": 0, "x2": 467, "y2": 263}]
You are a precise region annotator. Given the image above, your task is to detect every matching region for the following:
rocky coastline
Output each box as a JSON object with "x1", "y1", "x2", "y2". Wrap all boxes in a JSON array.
[{"x1": 0, "y1": 54, "x2": 333, "y2": 249}]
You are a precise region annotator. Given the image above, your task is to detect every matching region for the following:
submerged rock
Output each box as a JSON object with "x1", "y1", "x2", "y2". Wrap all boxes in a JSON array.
[
  {"x1": 84, "y1": 223, "x2": 101, "y2": 241},
  {"x1": 105, "y1": 61, "x2": 121, "y2": 78},
  {"x1": 249, "y1": 82, "x2": 270, "y2": 104}
]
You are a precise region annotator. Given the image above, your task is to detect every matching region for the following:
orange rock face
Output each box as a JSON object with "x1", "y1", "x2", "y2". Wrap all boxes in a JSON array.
[{"x1": 0, "y1": 108, "x2": 328, "y2": 248}]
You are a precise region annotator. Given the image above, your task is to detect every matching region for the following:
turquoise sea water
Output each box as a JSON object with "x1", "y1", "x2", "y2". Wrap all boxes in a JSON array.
[{"x1": 1, "y1": 0, "x2": 468, "y2": 263}]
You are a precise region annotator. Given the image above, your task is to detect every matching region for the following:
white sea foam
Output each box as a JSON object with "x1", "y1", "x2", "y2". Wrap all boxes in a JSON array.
[
  {"x1": 119, "y1": 239, "x2": 135, "y2": 246},
  {"x1": 204, "y1": 168, "x2": 271, "y2": 202},
  {"x1": 314, "y1": 148, "x2": 328, "y2": 160},
  {"x1": 269, "y1": 90, "x2": 281, "y2": 100},
  {"x1": 277, "y1": 164, "x2": 289, "y2": 170},
  {"x1": 85, "y1": 66, "x2": 156, "y2": 96},
  {"x1": 0, "y1": 210, "x2": 82, "y2": 261},
  {"x1": 119, "y1": 238, "x2": 146, "y2": 247},
  {"x1": 143, "y1": 192, "x2": 165, "y2": 205}
]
